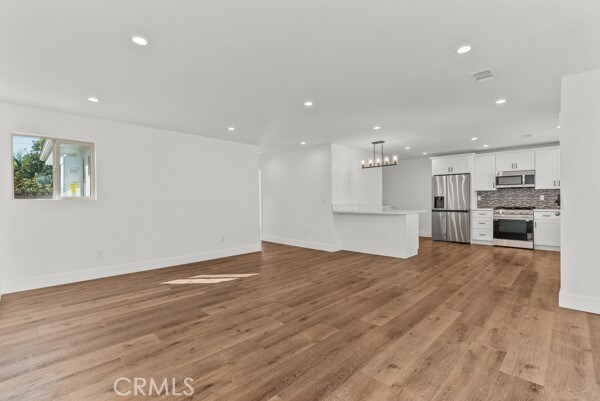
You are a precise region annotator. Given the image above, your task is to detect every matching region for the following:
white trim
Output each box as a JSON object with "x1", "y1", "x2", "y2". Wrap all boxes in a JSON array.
[
  {"x1": 419, "y1": 230, "x2": 432, "y2": 238},
  {"x1": 559, "y1": 291, "x2": 600, "y2": 315},
  {"x1": 261, "y1": 235, "x2": 342, "y2": 252},
  {"x1": 533, "y1": 245, "x2": 560, "y2": 252},
  {"x1": 0, "y1": 244, "x2": 261, "y2": 294},
  {"x1": 471, "y1": 239, "x2": 493, "y2": 246}
]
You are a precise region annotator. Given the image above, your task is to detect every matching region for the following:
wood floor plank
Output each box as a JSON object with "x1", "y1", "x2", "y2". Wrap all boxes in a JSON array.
[
  {"x1": 388, "y1": 320, "x2": 482, "y2": 400},
  {"x1": 588, "y1": 314, "x2": 600, "y2": 386},
  {"x1": 544, "y1": 309, "x2": 598, "y2": 401},
  {"x1": 362, "y1": 305, "x2": 461, "y2": 385},
  {"x1": 0, "y1": 239, "x2": 597, "y2": 401},
  {"x1": 499, "y1": 306, "x2": 555, "y2": 386}
]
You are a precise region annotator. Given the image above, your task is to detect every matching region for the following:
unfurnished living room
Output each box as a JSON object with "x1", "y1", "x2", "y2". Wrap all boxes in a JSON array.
[{"x1": 1, "y1": 1, "x2": 600, "y2": 400}]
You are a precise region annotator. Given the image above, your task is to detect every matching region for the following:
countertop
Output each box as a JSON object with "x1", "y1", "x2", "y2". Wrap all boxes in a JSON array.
[
  {"x1": 333, "y1": 209, "x2": 426, "y2": 215},
  {"x1": 473, "y1": 208, "x2": 560, "y2": 212}
]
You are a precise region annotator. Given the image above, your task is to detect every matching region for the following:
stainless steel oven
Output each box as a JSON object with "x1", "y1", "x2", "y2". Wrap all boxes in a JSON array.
[
  {"x1": 495, "y1": 170, "x2": 535, "y2": 189},
  {"x1": 493, "y1": 208, "x2": 534, "y2": 249}
]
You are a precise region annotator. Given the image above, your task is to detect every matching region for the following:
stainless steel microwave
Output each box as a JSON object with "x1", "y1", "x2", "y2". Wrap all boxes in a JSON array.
[{"x1": 495, "y1": 170, "x2": 535, "y2": 188}]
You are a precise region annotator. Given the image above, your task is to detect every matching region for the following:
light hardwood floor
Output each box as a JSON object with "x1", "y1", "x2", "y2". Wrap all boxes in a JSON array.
[{"x1": 1, "y1": 239, "x2": 599, "y2": 401}]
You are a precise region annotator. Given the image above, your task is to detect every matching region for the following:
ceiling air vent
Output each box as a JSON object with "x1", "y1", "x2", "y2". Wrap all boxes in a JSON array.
[{"x1": 469, "y1": 69, "x2": 495, "y2": 83}]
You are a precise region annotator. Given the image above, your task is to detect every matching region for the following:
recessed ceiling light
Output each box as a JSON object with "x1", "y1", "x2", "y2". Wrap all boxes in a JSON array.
[
  {"x1": 471, "y1": 137, "x2": 478, "y2": 141},
  {"x1": 557, "y1": 125, "x2": 561, "y2": 129},
  {"x1": 87, "y1": 97, "x2": 99, "y2": 103},
  {"x1": 422, "y1": 152, "x2": 428, "y2": 155},
  {"x1": 405, "y1": 147, "x2": 411, "y2": 150},
  {"x1": 456, "y1": 45, "x2": 472, "y2": 54},
  {"x1": 228, "y1": 127, "x2": 235, "y2": 131},
  {"x1": 373, "y1": 126, "x2": 381, "y2": 130},
  {"x1": 483, "y1": 144, "x2": 489, "y2": 148},
  {"x1": 495, "y1": 98, "x2": 507, "y2": 104},
  {"x1": 132, "y1": 36, "x2": 148, "y2": 46},
  {"x1": 300, "y1": 141, "x2": 307, "y2": 145},
  {"x1": 304, "y1": 101, "x2": 313, "y2": 107}
]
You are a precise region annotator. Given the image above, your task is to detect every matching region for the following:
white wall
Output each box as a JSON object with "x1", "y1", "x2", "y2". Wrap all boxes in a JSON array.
[
  {"x1": 261, "y1": 144, "x2": 341, "y2": 251},
  {"x1": 559, "y1": 68, "x2": 600, "y2": 314},
  {"x1": 261, "y1": 143, "x2": 382, "y2": 252},
  {"x1": 0, "y1": 101, "x2": 261, "y2": 294},
  {"x1": 331, "y1": 144, "x2": 382, "y2": 210},
  {"x1": 383, "y1": 158, "x2": 432, "y2": 236}
]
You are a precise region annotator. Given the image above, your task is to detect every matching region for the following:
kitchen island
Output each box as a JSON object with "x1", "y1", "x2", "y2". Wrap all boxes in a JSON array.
[{"x1": 333, "y1": 209, "x2": 426, "y2": 259}]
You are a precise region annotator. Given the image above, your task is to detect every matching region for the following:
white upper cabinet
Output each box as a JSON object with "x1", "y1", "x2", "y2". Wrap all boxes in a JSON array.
[
  {"x1": 431, "y1": 156, "x2": 471, "y2": 175},
  {"x1": 495, "y1": 151, "x2": 534, "y2": 171},
  {"x1": 495, "y1": 153, "x2": 513, "y2": 172},
  {"x1": 448, "y1": 157, "x2": 469, "y2": 174},
  {"x1": 474, "y1": 155, "x2": 496, "y2": 191},
  {"x1": 431, "y1": 158, "x2": 451, "y2": 175},
  {"x1": 515, "y1": 152, "x2": 535, "y2": 170},
  {"x1": 535, "y1": 148, "x2": 560, "y2": 189}
]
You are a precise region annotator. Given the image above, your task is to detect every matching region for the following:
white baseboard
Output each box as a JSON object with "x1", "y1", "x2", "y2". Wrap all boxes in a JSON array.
[
  {"x1": 261, "y1": 235, "x2": 342, "y2": 252},
  {"x1": 559, "y1": 291, "x2": 600, "y2": 315},
  {"x1": 534, "y1": 245, "x2": 561, "y2": 252},
  {"x1": 0, "y1": 244, "x2": 262, "y2": 295},
  {"x1": 419, "y1": 231, "x2": 432, "y2": 238}
]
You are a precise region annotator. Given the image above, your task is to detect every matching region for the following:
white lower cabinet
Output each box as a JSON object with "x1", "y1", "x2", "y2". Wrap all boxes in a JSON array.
[
  {"x1": 472, "y1": 229, "x2": 493, "y2": 242},
  {"x1": 471, "y1": 210, "x2": 493, "y2": 244},
  {"x1": 534, "y1": 211, "x2": 561, "y2": 250}
]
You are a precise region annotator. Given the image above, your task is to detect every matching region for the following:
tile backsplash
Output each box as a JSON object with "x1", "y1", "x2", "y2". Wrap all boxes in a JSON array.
[{"x1": 477, "y1": 188, "x2": 560, "y2": 209}]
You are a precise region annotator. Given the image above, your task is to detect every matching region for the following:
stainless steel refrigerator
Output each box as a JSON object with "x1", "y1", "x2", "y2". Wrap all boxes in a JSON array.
[{"x1": 432, "y1": 174, "x2": 470, "y2": 243}]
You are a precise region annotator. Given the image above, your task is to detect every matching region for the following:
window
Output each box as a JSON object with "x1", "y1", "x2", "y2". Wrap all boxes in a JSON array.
[{"x1": 12, "y1": 134, "x2": 95, "y2": 200}]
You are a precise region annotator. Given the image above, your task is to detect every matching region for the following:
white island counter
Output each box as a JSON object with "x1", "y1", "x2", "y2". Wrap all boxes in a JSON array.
[{"x1": 333, "y1": 209, "x2": 426, "y2": 259}]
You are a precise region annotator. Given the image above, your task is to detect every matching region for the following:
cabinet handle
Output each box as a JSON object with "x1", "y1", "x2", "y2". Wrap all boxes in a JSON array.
[
  {"x1": 553, "y1": 180, "x2": 556, "y2": 186},
  {"x1": 535, "y1": 222, "x2": 537, "y2": 228},
  {"x1": 558, "y1": 180, "x2": 560, "y2": 186},
  {"x1": 479, "y1": 234, "x2": 485, "y2": 237},
  {"x1": 543, "y1": 214, "x2": 551, "y2": 217},
  {"x1": 479, "y1": 222, "x2": 485, "y2": 225}
]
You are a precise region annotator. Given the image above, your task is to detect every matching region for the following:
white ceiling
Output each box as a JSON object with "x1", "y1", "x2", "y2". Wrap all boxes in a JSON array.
[{"x1": 1, "y1": 0, "x2": 600, "y2": 158}]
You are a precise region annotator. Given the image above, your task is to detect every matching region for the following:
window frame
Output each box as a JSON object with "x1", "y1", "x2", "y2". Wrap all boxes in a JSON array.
[{"x1": 11, "y1": 132, "x2": 97, "y2": 201}]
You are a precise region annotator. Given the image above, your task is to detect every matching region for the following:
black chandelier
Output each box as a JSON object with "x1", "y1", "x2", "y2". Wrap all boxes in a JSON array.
[{"x1": 361, "y1": 141, "x2": 398, "y2": 169}]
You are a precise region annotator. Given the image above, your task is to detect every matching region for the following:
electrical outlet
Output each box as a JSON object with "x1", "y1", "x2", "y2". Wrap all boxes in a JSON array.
[
  {"x1": 477, "y1": 195, "x2": 481, "y2": 201},
  {"x1": 220, "y1": 236, "x2": 225, "y2": 243},
  {"x1": 321, "y1": 198, "x2": 326, "y2": 205},
  {"x1": 305, "y1": 230, "x2": 309, "y2": 237},
  {"x1": 96, "y1": 250, "x2": 104, "y2": 259},
  {"x1": 540, "y1": 195, "x2": 545, "y2": 200}
]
